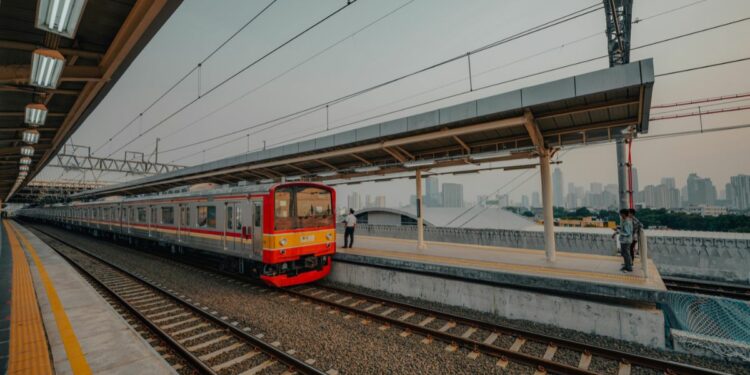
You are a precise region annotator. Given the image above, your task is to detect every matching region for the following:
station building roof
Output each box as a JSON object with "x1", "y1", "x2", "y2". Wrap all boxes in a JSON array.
[
  {"x1": 0, "y1": 0, "x2": 180, "y2": 201},
  {"x1": 356, "y1": 206, "x2": 537, "y2": 231},
  {"x1": 74, "y1": 59, "x2": 655, "y2": 199}
]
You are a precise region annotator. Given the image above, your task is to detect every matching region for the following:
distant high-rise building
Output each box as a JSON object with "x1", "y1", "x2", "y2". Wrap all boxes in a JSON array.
[
  {"x1": 441, "y1": 183, "x2": 464, "y2": 208},
  {"x1": 521, "y1": 195, "x2": 530, "y2": 208},
  {"x1": 425, "y1": 176, "x2": 441, "y2": 207},
  {"x1": 496, "y1": 194, "x2": 510, "y2": 207},
  {"x1": 347, "y1": 192, "x2": 362, "y2": 211},
  {"x1": 553, "y1": 168, "x2": 564, "y2": 207},
  {"x1": 642, "y1": 184, "x2": 680, "y2": 209},
  {"x1": 661, "y1": 177, "x2": 676, "y2": 190},
  {"x1": 531, "y1": 191, "x2": 541, "y2": 208},
  {"x1": 565, "y1": 192, "x2": 577, "y2": 209},
  {"x1": 727, "y1": 174, "x2": 750, "y2": 210},
  {"x1": 687, "y1": 173, "x2": 717, "y2": 205},
  {"x1": 590, "y1": 182, "x2": 603, "y2": 194}
]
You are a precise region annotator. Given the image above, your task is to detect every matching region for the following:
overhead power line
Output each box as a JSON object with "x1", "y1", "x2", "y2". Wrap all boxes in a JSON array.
[
  {"x1": 163, "y1": 10, "x2": 750, "y2": 161},
  {"x1": 94, "y1": 0, "x2": 278, "y2": 154},
  {"x1": 104, "y1": 0, "x2": 360, "y2": 158}
]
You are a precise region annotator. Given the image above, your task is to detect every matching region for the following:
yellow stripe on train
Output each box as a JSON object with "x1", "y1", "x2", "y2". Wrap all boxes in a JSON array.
[{"x1": 263, "y1": 229, "x2": 335, "y2": 249}]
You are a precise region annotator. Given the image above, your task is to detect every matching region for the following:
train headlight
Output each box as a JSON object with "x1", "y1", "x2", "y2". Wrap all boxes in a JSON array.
[
  {"x1": 326, "y1": 233, "x2": 333, "y2": 240},
  {"x1": 280, "y1": 238, "x2": 288, "y2": 246}
]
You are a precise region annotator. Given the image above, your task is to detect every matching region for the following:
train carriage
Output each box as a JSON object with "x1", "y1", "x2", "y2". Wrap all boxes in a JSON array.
[{"x1": 20, "y1": 182, "x2": 336, "y2": 287}]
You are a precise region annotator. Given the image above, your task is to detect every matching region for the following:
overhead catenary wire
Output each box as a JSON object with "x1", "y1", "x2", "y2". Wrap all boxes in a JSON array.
[
  {"x1": 93, "y1": 0, "x2": 279, "y2": 155},
  {"x1": 162, "y1": 12, "x2": 750, "y2": 161},
  {"x1": 104, "y1": 0, "x2": 361, "y2": 159}
]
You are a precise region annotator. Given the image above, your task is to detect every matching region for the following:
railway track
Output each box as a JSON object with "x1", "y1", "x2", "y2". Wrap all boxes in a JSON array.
[
  {"x1": 28, "y1": 223, "x2": 730, "y2": 375},
  {"x1": 29, "y1": 226, "x2": 326, "y2": 375},
  {"x1": 663, "y1": 276, "x2": 750, "y2": 301},
  {"x1": 284, "y1": 285, "x2": 725, "y2": 375}
]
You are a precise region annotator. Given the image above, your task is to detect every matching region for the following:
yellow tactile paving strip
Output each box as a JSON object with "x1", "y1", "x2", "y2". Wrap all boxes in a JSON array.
[
  {"x1": 6, "y1": 222, "x2": 93, "y2": 375},
  {"x1": 5, "y1": 220, "x2": 53, "y2": 375}
]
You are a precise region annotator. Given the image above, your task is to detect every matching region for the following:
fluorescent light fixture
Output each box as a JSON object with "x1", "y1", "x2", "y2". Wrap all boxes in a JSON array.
[
  {"x1": 19, "y1": 171, "x2": 28, "y2": 178},
  {"x1": 22, "y1": 129, "x2": 40, "y2": 144},
  {"x1": 19, "y1": 157, "x2": 32, "y2": 165},
  {"x1": 259, "y1": 179, "x2": 274, "y2": 184},
  {"x1": 285, "y1": 175, "x2": 302, "y2": 181},
  {"x1": 470, "y1": 149, "x2": 512, "y2": 161},
  {"x1": 403, "y1": 159, "x2": 436, "y2": 168},
  {"x1": 36, "y1": 0, "x2": 88, "y2": 38},
  {"x1": 354, "y1": 166, "x2": 381, "y2": 173},
  {"x1": 30, "y1": 49, "x2": 66, "y2": 88},
  {"x1": 317, "y1": 171, "x2": 338, "y2": 177},
  {"x1": 25, "y1": 103, "x2": 49, "y2": 125},
  {"x1": 19, "y1": 165, "x2": 30, "y2": 172},
  {"x1": 21, "y1": 146, "x2": 35, "y2": 156}
]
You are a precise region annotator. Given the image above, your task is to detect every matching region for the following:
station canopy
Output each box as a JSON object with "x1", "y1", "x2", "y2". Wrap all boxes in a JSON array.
[
  {"x1": 0, "y1": 0, "x2": 180, "y2": 201},
  {"x1": 74, "y1": 59, "x2": 654, "y2": 200}
]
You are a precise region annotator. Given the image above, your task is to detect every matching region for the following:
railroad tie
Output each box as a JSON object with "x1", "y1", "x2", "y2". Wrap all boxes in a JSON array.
[
  {"x1": 438, "y1": 321, "x2": 456, "y2": 332},
  {"x1": 152, "y1": 312, "x2": 191, "y2": 324},
  {"x1": 483, "y1": 333, "x2": 499, "y2": 345},
  {"x1": 542, "y1": 343, "x2": 557, "y2": 360},
  {"x1": 578, "y1": 351, "x2": 592, "y2": 370},
  {"x1": 418, "y1": 316, "x2": 435, "y2": 327},
  {"x1": 509, "y1": 337, "x2": 526, "y2": 352},
  {"x1": 178, "y1": 328, "x2": 221, "y2": 343},
  {"x1": 335, "y1": 296, "x2": 351, "y2": 304},
  {"x1": 380, "y1": 307, "x2": 396, "y2": 317},
  {"x1": 398, "y1": 312, "x2": 415, "y2": 321},
  {"x1": 211, "y1": 350, "x2": 260, "y2": 372},
  {"x1": 617, "y1": 361, "x2": 631, "y2": 375},
  {"x1": 171, "y1": 323, "x2": 210, "y2": 336},
  {"x1": 239, "y1": 359, "x2": 276, "y2": 375},
  {"x1": 161, "y1": 317, "x2": 199, "y2": 330},
  {"x1": 187, "y1": 335, "x2": 232, "y2": 351},
  {"x1": 363, "y1": 303, "x2": 381, "y2": 312}
]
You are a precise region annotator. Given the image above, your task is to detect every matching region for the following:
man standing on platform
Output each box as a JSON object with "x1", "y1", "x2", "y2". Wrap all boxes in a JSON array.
[
  {"x1": 629, "y1": 208, "x2": 642, "y2": 260},
  {"x1": 618, "y1": 209, "x2": 634, "y2": 272},
  {"x1": 343, "y1": 208, "x2": 357, "y2": 248}
]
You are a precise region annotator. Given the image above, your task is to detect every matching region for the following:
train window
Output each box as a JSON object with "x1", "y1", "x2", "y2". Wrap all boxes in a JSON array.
[
  {"x1": 197, "y1": 206, "x2": 216, "y2": 228},
  {"x1": 162, "y1": 207, "x2": 174, "y2": 225},
  {"x1": 274, "y1": 189, "x2": 293, "y2": 230},
  {"x1": 151, "y1": 207, "x2": 157, "y2": 224},
  {"x1": 274, "y1": 186, "x2": 333, "y2": 230},
  {"x1": 254, "y1": 204, "x2": 261, "y2": 227},
  {"x1": 137, "y1": 208, "x2": 146, "y2": 222},
  {"x1": 235, "y1": 207, "x2": 242, "y2": 230},
  {"x1": 226, "y1": 206, "x2": 233, "y2": 230},
  {"x1": 181, "y1": 206, "x2": 190, "y2": 227}
]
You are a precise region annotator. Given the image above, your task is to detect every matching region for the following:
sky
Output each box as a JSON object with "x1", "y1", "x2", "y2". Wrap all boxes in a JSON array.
[{"x1": 38, "y1": 0, "x2": 750, "y2": 208}]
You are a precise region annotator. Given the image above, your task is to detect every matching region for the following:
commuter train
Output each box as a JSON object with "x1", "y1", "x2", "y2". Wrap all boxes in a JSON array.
[{"x1": 19, "y1": 182, "x2": 336, "y2": 287}]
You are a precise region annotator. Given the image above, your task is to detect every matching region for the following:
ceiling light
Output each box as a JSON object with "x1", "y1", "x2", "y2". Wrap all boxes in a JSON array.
[
  {"x1": 19, "y1": 171, "x2": 28, "y2": 178},
  {"x1": 317, "y1": 171, "x2": 338, "y2": 177},
  {"x1": 22, "y1": 129, "x2": 40, "y2": 144},
  {"x1": 470, "y1": 150, "x2": 512, "y2": 161},
  {"x1": 21, "y1": 146, "x2": 35, "y2": 156},
  {"x1": 36, "y1": 0, "x2": 88, "y2": 38},
  {"x1": 403, "y1": 159, "x2": 436, "y2": 168},
  {"x1": 25, "y1": 103, "x2": 48, "y2": 126},
  {"x1": 19, "y1": 157, "x2": 32, "y2": 165},
  {"x1": 354, "y1": 166, "x2": 381, "y2": 173},
  {"x1": 19, "y1": 165, "x2": 30, "y2": 172},
  {"x1": 259, "y1": 179, "x2": 274, "y2": 184},
  {"x1": 285, "y1": 175, "x2": 302, "y2": 181},
  {"x1": 30, "y1": 49, "x2": 65, "y2": 88}
]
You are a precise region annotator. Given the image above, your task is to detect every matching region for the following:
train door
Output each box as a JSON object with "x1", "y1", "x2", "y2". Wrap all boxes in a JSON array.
[
  {"x1": 251, "y1": 200, "x2": 263, "y2": 258},
  {"x1": 177, "y1": 204, "x2": 184, "y2": 242},
  {"x1": 226, "y1": 201, "x2": 244, "y2": 252}
]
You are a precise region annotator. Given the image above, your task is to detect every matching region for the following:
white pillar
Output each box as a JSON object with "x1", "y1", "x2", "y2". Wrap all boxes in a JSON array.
[
  {"x1": 616, "y1": 137, "x2": 629, "y2": 210},
  {"x1": 539, "y1": 150, "x2": 556, "y2": 262},
  {"x1": 416, "y1": 169, "x2": 426, "y2": 250}
]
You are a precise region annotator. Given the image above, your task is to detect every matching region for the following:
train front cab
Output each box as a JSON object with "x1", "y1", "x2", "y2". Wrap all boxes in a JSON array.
[{"x1": 259, "y1": 183, "x2": 335, "y2": 287}]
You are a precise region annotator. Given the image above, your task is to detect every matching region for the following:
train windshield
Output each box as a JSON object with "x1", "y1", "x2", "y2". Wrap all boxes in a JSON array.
[{"x1": 274, "y1": 186, "x2": 333, "y2": 230}]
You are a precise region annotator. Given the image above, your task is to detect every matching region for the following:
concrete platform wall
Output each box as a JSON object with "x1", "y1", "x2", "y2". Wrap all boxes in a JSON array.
[
  {"x1": 327, "y1": 261, "x2": 666, "y2": 348},
  {"x1": 343, "y1": 224, "x2": 750, "y2": 284}
]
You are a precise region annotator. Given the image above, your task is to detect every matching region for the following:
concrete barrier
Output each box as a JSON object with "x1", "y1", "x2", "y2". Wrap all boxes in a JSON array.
[{"x1": 339, "y1": 224, "x2": 750, "y2": 284}]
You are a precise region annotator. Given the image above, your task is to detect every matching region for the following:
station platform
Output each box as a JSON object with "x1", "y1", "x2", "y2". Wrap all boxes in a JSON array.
[
  {"x1": 0, "y1": 220, "x2": 176, "y2": 374},
  {"x1": 335, "y1": 234, "x2": 667, "y2": 303}
]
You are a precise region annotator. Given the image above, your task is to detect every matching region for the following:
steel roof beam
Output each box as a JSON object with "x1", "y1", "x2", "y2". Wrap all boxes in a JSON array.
[{"x1": 0, "y1": 64, "x2": 103, "y2": 84}]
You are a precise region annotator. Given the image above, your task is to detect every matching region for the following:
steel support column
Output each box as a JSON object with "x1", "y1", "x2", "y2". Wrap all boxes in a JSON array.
[
  {"x1": 616, "y1": 136, "x2": 629, "y2": 209},
  {"x1": 539, "y1": 149, "x2": 556, "y2": 262},
  {"x1": 415, "y1": 169, "x2": 426, "y2": 250}
]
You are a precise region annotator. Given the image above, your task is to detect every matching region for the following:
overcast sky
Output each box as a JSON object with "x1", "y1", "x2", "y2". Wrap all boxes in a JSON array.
[{"x1": 39, "y1": 0, "x2": 750, "y2": 207}]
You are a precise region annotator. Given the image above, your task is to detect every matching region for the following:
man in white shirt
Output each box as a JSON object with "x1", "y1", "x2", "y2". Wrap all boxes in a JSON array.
[{"x1": 343, "y1": 209, "x2": 357, "y2": 248}]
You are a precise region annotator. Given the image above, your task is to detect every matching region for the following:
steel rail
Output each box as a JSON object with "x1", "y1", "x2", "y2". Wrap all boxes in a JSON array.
[
  {"x1": 27, "y1": 224, "x2": 326, "y2": 375},
  {"x1": 662, "y1": 277, "x2": 750, "y2": 301}
]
